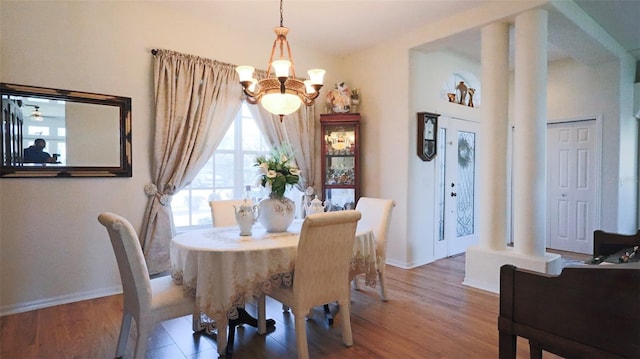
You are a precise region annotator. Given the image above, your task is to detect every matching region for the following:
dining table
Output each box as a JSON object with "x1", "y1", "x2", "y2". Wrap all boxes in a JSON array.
[{"x1": 170, "y1": 218, "x2": 379, "y2": 356}]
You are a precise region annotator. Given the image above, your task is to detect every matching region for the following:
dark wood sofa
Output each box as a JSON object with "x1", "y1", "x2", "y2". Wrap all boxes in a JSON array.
[
  {"x1": 498, "y1": 231, "x2": 640, "y2": 359},
  {"x1": 593, "y1": 229, "x2": 640, "y2": 258}
]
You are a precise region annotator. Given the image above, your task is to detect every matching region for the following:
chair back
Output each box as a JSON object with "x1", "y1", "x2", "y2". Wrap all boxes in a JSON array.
[
  {"x1": 355, "y1": 197, "x2": 395, "y2": 257},
  {"x1": 209, "y1": 199, "x2": 253, "y2": 227},
  {"x1": 98, "y1": 212, "x2": 151, "y2": 317},
  {"x1": 293, "y1": 210, "x2": 361, "y2": 307}
]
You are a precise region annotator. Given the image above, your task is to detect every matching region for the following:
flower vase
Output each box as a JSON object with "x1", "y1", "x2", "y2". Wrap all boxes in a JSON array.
[{"x1": 258, "y1": 195, "x2": 296, "y2": 232}]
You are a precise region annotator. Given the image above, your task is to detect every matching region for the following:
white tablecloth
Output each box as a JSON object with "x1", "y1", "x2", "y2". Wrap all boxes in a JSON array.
[{"x1": 170, "y1": 219, "x2": 377, "y2": 332}]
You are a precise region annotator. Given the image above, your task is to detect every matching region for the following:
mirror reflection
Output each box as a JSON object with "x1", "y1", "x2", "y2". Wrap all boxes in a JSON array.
[{"x1": 1, "y1": 83, "x2": 132, "y2": 177}]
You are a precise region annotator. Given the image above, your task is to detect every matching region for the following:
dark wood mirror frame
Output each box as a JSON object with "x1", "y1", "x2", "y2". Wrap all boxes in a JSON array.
[{"x1": 1, "y1": 83, "x2": 132, "y2": 178}]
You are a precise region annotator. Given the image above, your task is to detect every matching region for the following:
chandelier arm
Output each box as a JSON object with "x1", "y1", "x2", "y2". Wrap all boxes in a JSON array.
[
  {"x1": 245, "y1": 97, "x2": 260, "y2": 105},
  {"x1": 266, "y1": 37, "x2": 281, "y2": 75},
  {"x1": 240, "y1": 85, "x2": 262, "y2": 104},
  {"x1": 300, "y1": 96, "x2": 314, "y2": 106},
  {"x1": 285, "y1": 40, "x2": 296, "y2": 78},
  {"x1": 300, "y1": 91, "x2": 320, "y2": 106}
]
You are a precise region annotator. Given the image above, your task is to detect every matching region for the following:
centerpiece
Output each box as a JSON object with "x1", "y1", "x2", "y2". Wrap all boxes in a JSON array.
[{"x1": 254, "y1": 144, "x2": 299, "y2": 232}]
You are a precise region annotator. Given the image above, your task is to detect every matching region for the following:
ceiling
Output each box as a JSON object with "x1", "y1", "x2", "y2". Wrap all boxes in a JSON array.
[
  {"x1": 168, "y1": 0, "x2": 640, "y2": 64},
  {"x1": 573, "y1": 0, "x2": 640, "y2": 60}
]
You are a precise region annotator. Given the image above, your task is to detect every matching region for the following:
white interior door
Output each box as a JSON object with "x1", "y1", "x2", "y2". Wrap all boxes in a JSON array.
[
  {"x1": 546, "y1": 120, "x2": 598, "y2": 254},
  {"x1": 435, "y1": 117, "x2": 480, "y2": 258}
]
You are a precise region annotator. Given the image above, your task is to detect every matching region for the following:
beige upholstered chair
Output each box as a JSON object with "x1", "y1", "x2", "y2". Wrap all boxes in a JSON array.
[
  {"x1": 98, "y1": 212, "x2": 195, "y2": 359},
  {"x1": 209, "y1": 199, "x2": 252, "y2": 227},
  {"x1": 258, "y1": 210, "x2": 361, "y2": 359},
  {"x1": 352, "y1": 197, "x2": 395, "y2": 301}
]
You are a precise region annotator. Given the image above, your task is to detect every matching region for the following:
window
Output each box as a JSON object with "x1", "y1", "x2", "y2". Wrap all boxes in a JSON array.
[
  {"x1": 172, "y1": 103, "x2": 303, "y2": 228},
  {"x1": 27, "y1": 126, "x2": 50, "y2": 136},
  {"x1": 171, "y1": 103, "x2": 268, "y2": 227}
]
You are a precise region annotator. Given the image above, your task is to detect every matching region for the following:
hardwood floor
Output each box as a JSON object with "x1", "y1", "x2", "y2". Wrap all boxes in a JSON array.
[{"x1": 1, "y1": 252, "x2": 588, "y2": 359}]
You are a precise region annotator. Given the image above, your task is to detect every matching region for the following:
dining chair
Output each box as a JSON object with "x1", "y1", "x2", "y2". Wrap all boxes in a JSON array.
[
  {"x1": 258, "y1": 210, "x2": 361, "y2": 359},
  {"x1": 98, "y1": 212, "x2": 196, "y2": 359},
  {"x1": 209, "y1": 199, "x2": 252, "y2": 227},
  {"x1": 352, "y1": 197, "x2": 395, "y2": 301}
]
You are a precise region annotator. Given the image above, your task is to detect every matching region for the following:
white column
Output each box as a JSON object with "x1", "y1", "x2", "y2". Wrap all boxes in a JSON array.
[
  {"x1": 512, "y1": 9, "x2": 548, "y2": 257},
  {"x1": 479, "y1": 22, "x2": 510, "y2": 250}
]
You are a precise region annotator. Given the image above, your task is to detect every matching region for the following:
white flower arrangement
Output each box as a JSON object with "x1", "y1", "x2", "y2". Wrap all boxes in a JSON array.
[{"x1": 254, "y1": 143, "x2": 300, "y2": 198}]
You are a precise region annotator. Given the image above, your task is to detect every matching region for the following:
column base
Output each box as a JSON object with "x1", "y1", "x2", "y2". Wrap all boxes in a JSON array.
[{"x1": 462, "y1": 245, "x2": 563, "y2": 293}]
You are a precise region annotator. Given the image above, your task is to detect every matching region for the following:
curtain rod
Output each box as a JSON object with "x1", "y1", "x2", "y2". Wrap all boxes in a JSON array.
[{"x1": 149, "y1": 49, "x2": 242, "y2": 70}]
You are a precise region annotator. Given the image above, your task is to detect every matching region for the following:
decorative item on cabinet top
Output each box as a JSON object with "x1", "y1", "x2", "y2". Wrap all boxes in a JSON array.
[
  {"x1": 326, "y1": 82, "x2": 360, "y2": 114},
  {"x1": 417, "y1": 112, "x2": 439, "y2": 161}
]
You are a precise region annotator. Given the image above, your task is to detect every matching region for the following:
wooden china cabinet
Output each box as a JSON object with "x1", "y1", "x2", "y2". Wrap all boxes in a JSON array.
[{"x1": 320, "y1": 113, "x2": 361, "y2": 211}]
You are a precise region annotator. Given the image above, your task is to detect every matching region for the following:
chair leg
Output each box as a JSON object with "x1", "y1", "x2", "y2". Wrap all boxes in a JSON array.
[
  {"x1": 226, "y1": 320, "x2": 237, "y2": 356},
  {"x1": 192, "y1": 308, "x2": 201, "y2": 332},
  {"x1": 257, "y1": 295, "x2": 267, "y2": 334},
  {"x1": 529, "y1": 340, "x2": 543, "y2": 359},
  {"x1": 133, "y1": 319, "x2": 151, "y2": 359},
  {"x1": 338, "y1": 299, "x2": 353, "y2": 347},
  {"x1": 294, "y1": 312, "x2": 310, "y2": 359},
  {"x1": 115, "y1": 313, "x2": 132, "y2": 358},
  {"x1": 498, "y1": 331, "x2": 517, "y2": 359},
  {"x1": 216, "y1": 320, "x2": 228, "y2": 357},
  {"x1": 352, "y1": 276, "x2": 361, "y2": 290},
  {"x1": 378, "y1": 269, "x2": 388, "y2": 301}
]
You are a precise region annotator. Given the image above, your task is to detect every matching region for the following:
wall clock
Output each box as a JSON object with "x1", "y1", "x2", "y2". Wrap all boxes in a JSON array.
[{"x1": 417, "y1": 112, "x2": 440, "y2": 161}]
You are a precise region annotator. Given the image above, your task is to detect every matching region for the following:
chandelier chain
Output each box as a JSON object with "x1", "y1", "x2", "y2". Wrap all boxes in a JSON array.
[{"x1": 280, "y1": 0, "x2": 284, "y2": 27}]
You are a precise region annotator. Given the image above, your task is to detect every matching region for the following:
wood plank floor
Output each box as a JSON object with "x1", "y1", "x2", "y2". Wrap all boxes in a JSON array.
[{"x1": 1, "y1": 252, "x2": 588, "y2": 359}]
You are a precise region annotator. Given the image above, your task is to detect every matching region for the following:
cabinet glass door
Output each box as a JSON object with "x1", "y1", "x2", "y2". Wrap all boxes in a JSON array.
[
  {"x1": 323, "y1": 123, "x2": 356, "y2": 210},
  {"x1": 325, "y1": 188, "x2": 356, "y2": 210},
  {"x1": 325, "y1": 157, "x2": 355, "y2": 185}
]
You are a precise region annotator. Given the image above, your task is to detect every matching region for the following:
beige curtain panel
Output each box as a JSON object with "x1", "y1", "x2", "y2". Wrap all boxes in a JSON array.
[{"x1": 141, "y1": 49, "x2": 243, "y2": 274}]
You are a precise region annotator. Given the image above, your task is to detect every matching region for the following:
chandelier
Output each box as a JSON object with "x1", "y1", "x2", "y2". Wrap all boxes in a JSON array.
[
  {"x1": 235, "y1": 0, "x2": 325, "y2": 121},
  {"x1": 25, "y1": 104, "x2": 44, "y2": 121}
]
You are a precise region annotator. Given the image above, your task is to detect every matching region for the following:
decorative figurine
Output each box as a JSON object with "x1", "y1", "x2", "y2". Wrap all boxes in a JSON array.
[
  {"x1": 468, "y1": 88, "x2": 476, "y2": 107},
  {"x1": 456, "y1": 81, "x2": 468, "y2": 105}
]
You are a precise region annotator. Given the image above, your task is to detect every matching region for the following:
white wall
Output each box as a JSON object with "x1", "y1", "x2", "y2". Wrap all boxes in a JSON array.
[{"x1": 0, "y1": 1, "x2": 339, "y2": 315}]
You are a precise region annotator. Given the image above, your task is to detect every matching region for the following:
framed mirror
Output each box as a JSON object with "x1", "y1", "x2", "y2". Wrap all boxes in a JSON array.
[{"x1": 1, "y1": 83, "x2": 132, "y2": 177}]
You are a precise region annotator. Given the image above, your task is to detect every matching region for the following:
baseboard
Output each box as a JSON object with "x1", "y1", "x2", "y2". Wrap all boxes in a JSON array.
[
  {"x1": 462, "y1": 277, "x2": 499, "y2": 294},
  {"x1": 385, "y1": 258, "x2": 411, "y2": 269},
  {"x1": 0, "y1": 285, "x2": 122, "y2": 317},
  {"x1": 385, "y1": 257, "x2": 435, "y2": 269}
]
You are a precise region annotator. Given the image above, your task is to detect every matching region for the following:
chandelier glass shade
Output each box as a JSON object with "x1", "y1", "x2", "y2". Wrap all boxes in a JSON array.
[{"x1": 236, "y1": 0, "x2": 325, "y2": 121}]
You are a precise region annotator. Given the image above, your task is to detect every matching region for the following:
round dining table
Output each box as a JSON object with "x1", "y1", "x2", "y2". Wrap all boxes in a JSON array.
[{"x1": 170, "y1": 219, "x2": 378, "y2": 356}]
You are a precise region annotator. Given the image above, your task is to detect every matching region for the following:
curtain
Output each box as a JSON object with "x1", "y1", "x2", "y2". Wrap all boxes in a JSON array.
[{"x1": 140, "y1": 49, "x2": 243, "y2": 274}]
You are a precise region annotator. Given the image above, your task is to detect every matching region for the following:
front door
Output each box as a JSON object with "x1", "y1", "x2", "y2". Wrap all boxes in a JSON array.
[
  {"x1": 546, "y1": 119, "x2": 598, "y2": 254},
  {"x1": 435, "y1": 116, "x2": 480, "y2": 258}
]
